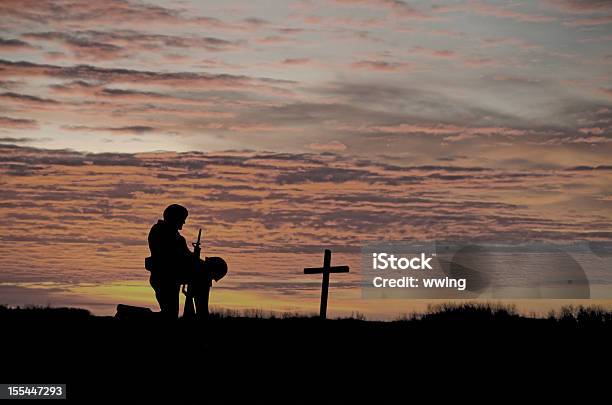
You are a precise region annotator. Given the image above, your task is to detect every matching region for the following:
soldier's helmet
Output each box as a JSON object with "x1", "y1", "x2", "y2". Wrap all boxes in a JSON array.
[
  {"x1": 163, "y1": 204, "x2": 188, "y2": 222},
  {"x1": 205, "y1": 256, "x2": 228, "y2": 282}
]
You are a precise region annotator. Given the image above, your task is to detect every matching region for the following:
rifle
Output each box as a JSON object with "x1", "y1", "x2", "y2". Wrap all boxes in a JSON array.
[{"x1": 182, "y1": 228, "x2": 201, "y2": 319}]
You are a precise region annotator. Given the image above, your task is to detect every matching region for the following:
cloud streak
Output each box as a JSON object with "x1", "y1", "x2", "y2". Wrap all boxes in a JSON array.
[{"x1": 0, "y1": 116, "x2": 38, "y2": 129}]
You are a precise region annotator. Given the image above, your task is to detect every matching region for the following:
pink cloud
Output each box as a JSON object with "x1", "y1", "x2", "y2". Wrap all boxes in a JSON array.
[
  {"x1": 564, "y1": 15, "x2": 612, "y2": 26},
  {"x1": 0, "y1": 92, "x2": 59, "y2": 109},
  {"x1": 441, "y1": 133, "x2": 477, "y2": 143},
  {"x1": 256, "y1": 35, "x2": 294, "y2": 44},
  {"x1": 463, "y1": 57, "x2": 497, "y2": 68},
  {"x1": 547, "y1": 136, "x2": 612, "y2": 144},
  {"x1": 43, "y1": 51, "x2": 69, "y2": 60},
  {"x1": 22, "y1": 32, "x2": 124, "y2": 60},
  {"x1": 364, "y1": 123, "x2": 528, "y2": 138},
  {"x1": 351, "y1": 60, "x2": 413, "y2": 71},
  {"x1": 481, "y1": 37, "x2": 540, "y2": 50},
  {"x1": 470, "y1": 1, "x2": 557, "y2": 22},
  {"x1": 0, "y1": 38, "x2": 36, "y2": 52},
  {"x1": 578, "y1": 34, "x2": 612, "y2": 43},
  {"x1": 331, "y1": 0, "x2": 428, "y2": 19},
  {"x1": 282, "y1": 58, "x2": 311, "y2": 65},
  {"x1": 223, "y1": 123, "x2": 304, "y2": 133},
  {"x1": 295, "y1": 14, "x2": 387, "y2": 29},
  {"x1": 0, "y1": 59, "x2": 292, "y2": 91},
  {"x1": 0, "y1": 0, "x2": 185, "y2": 27},
  {"x1": 599, "y1": 88, "x2": 612, "y2": 97},
  {"x1": 196, "y1": 59, "x2": 243, "y2": 70},
  {"x1": 0, "y1": 0, "x2": 271, "y2": 34},
  {"x1": 546, "y1": 0, "x2": 612, "y2": 13},
  {"x1": 425, "y1": 29, "x2": 466, "y2": 38},
  {"x1": 0, "y1": 115, "x2": 38, "y2": 129},
  {"x1": 579, "y1": 127, "x2": 606, "y2": 135},
  {"x1": 411, "y1": 46, "x2": 456, "y2": 58},
  {"x1": 22, "y1": 31, "x2": 243, "y2": 62},
  {"x1": 309, "y1": 140, "x2": 347, "y2": 151}
]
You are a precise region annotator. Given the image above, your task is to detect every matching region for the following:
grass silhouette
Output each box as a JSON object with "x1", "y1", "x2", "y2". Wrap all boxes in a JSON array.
[
  {"x1": 3, "y1": 302, "x2": 611, "y2": 326},
  {"x1": 2, "y1": 303, "x2": 610, "y2": 404}
]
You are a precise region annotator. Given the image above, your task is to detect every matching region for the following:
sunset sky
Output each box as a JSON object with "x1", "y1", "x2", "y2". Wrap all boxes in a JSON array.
[{"x1": 1, "y1": 0, "x2": 611, "y2": 319}]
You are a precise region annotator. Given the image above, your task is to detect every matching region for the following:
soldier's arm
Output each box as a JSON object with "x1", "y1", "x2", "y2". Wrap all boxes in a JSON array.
[{"x1": 176, "y1": 234, "x2": 197, "y2": 269}]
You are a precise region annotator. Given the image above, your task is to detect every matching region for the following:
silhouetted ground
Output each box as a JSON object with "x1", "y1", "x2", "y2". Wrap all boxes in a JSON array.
[{"x1": 1, "y1": 304, "x2": 610, "y2": 404}]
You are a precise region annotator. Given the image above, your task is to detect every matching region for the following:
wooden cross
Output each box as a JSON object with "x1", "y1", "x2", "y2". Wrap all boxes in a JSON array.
[{"x1": 304, "y1": 249, "x2": 349, "y2": 319}]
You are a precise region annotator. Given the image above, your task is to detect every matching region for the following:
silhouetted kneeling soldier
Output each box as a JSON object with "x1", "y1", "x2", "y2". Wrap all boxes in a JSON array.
[{"x1": 146, "y1": 204, "x2": 227, "y2": 320}]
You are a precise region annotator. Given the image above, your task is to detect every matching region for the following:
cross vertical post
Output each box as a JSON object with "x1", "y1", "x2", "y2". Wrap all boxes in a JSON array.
[
  {"x1": 320, "y1": 249, "x2": 331, "y2": 319},
  {"x1": 304, "y1": 249, "x2": 349, "y2": 320}
]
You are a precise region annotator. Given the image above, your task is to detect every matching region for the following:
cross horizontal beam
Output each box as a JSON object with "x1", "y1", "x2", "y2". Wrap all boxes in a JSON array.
[
  {"x1": 304, "y1": 249, "x2": 350, "y2": 319},
  {"x1": 303, "y1": 265, "x2": 349, "y2": 274}
]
